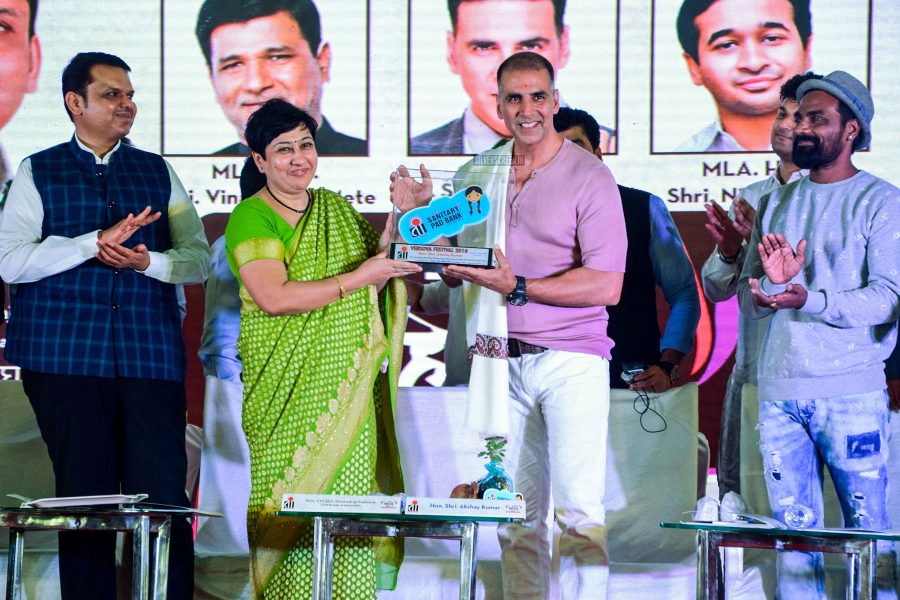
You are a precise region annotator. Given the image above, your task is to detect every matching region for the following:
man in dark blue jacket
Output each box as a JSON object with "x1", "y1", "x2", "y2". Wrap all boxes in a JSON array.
[{"x1": 0, "y1": 52, "x2": 210, "y2": 600}]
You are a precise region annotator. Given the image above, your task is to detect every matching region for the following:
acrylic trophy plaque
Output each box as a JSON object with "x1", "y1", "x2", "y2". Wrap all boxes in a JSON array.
[{"x1": 389, "y1": 169, "x2": 496, "y2": 271}]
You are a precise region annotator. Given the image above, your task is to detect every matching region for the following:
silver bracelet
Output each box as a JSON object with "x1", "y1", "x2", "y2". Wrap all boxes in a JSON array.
[{"x1": 717, "y1": 248, "x2": 740, "y2": 264}]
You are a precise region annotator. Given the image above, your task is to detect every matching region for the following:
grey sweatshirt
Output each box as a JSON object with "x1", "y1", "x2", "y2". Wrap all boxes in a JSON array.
[{"x1": 738, "y1": 170, "x2": 900, "y2": 401}]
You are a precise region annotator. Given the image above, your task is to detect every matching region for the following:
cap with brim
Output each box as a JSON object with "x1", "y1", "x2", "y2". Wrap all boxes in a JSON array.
[{"x1": 796, "y1": 70, "x2": 873, "y2": 150}]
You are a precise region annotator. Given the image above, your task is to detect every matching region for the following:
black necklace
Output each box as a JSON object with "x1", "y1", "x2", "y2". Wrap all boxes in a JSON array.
[{"x1": 266, "y1": 184, "x2": 310, "y2": 215}]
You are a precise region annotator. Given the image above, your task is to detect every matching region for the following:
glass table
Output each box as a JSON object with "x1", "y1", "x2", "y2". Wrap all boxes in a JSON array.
[
  {"x1": 1, "y1": 505, "x2": 209, "y2": 600},
  {"x1": 276, "y1": 509, "x2": 523, "y2": 600},
  {"x1": 660, "y1": 520, "x2": 900, "y2": 600}
]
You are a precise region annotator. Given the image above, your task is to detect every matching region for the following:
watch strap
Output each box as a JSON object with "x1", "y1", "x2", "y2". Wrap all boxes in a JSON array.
[
  {"x1": 656, "y1": 361, "x2": 676, "y2": 374},
  {"x1": 655, "y1": 360, "x2": 679, "y2": 384},
  {"x1": 506, "y1": 275, "x2": 527, "y2": 305}
]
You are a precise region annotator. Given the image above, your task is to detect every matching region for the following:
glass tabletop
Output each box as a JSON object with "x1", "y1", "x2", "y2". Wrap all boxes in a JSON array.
[
  {"x1": 1, "y1": 505, "x2": 219, "y2": 518},
  {"x1": 276, "y1": 510, "x2": 519, "y2": 523},
  {"x1": 660, "y1": 520, "x2": 900, "y2": 542}
]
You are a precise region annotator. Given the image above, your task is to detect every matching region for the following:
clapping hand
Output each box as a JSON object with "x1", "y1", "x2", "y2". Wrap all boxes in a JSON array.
[
  {"x1": 732, "y1": 199, "x2": 756, "y2": 242},
  {"x1": 96, "y1": 240, "x2": 151, "y2": 271},
  {"x1": 98, "y1": 206, "x2": 161, "y2": 245},
  {"x1": 95, "y1": 206, "x2": 160, "y2": 270},
  {"x1": 704, "y1": 199, "x2": 756, "y2": 259},
  {"x1": 748, "y1": 279, "x2": 808, "y2": 310},
  {"x1": 759, "y1": 233, "x2": 806, "y2": 284}
]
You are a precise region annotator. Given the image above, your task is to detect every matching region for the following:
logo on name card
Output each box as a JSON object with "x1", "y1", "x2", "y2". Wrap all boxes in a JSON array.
[
  {"x1": 282, "y1": 496, "x2": 295, "y2": 509},
  {"x1": 408, "y1": 217, "x2": 427, "y2": 238},
  {"x1": 482, "y1": 488, "x2": 517, "y2": 501}
]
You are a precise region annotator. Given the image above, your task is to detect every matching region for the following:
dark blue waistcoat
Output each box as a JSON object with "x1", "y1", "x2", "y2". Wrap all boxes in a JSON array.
[{"x1": 6, "y1": 137, "x2": 185, "y2": 381}]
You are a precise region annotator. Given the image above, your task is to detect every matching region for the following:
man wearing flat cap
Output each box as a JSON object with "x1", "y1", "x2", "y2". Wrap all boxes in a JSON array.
[{"x1": 738, "y1": 70, "x2": 900, "y2": 598}]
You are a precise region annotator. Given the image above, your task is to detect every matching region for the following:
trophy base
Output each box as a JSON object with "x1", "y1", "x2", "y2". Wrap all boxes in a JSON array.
[{"x1": 389, "y1": 243, "x2": 495, "y2": 271}]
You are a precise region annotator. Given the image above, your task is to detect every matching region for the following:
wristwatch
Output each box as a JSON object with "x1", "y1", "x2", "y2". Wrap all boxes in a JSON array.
[
  {"x1": 655, "y1": 361, "x2": 680, "y2": 385},
  {"x1": 506, "y1": 275, "x2": 528, "y2": 306}
]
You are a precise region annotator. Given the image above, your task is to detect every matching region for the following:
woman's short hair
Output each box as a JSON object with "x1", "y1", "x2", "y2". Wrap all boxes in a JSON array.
[
  {"x1": 244, "y1": 98, "x2": 318, "y2": 156},
  {"x1": 239, "y1": 157, "x2": 268, "y2": 197}
]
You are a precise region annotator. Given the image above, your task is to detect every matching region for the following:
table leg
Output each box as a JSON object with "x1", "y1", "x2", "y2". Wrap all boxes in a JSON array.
[
  {"x1": 697, "y1": 530, "x2": 708, "y2": 600},
  {"x1": 458, "y1": 522, "x2": 478, "y2": 600},
  {"x1": 708, "y1": 533, "x2": 724, "y2": 600},
  {"x1": 152, "y1": 518, "x2": 171, "y2": 600},
  {"x1": 312, "y1": 517, "x2": 336, "y2": 600},
  {"x1": 697, "y1": 530, "x2": 723, "y2": 600},
  {"x1": 6, "y1": 529, "x2": 23, "y2": 600},
  {"x1": 857, "y1": 540, "x2": 876, "y2": 600},
  {"x1": 131, "y1": 515, "x2": 150, "y2": 600},
  {"x1": 723, "y1": 547, "x2": 743, "y2": 599}
]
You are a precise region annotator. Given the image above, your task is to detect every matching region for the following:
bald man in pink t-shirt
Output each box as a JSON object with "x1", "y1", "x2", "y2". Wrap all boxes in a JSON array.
[{"x1": 445, "y1": 53, "x2": 626, "y2": 600}]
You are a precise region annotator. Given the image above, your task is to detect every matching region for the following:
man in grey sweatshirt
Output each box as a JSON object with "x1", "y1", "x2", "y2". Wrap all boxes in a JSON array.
[
  {"x1": 738, "y1": 71, "x2": 900, "y2": 598},
  {"x1": 702, "y1": 73, "x2": 811, "y2": 502}
]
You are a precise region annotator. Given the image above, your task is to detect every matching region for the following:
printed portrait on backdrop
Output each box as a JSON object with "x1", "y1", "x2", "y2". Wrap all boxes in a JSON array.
[
  {"x1": 0, "y1": 0, "x2": 41, "y2": 185},
  {"x1": 163, "y1": 0, "x2": 368, "y2": 156},
  {"x1": 1, "y1": 0, "x2": 164, "y2": 169},
  {"x1": 651, "y1": 0, "x2": 872, "y2": 154},
  {"x1": 408, "y1": 0, "x2": 618, "y2": 157}
]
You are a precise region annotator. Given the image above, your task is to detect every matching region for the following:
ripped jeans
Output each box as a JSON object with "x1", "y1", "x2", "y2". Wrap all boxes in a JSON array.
[{"x1": 759, "y1": 391, "x2": 897, "y2": 599}]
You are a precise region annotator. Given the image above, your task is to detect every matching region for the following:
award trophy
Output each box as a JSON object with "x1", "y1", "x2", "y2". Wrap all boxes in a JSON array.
[{"x1": 389, "y1": 169, "x2": 496, "y2": 271}]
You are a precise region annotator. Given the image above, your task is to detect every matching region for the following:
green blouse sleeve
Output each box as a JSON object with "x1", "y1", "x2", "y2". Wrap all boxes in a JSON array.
[{"x1": 224, "y1": 197, "x2": 286, "y2": 275}]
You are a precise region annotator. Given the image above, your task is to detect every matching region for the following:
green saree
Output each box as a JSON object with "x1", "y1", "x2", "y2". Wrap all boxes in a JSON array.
[{"x1": 225, "y1": 189, "x2": 405, "y2": 599}]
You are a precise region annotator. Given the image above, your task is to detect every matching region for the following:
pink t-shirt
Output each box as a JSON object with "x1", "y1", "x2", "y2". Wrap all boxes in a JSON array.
[{"x1": 505, "y1": 139, "x2": 626, "y2": 358}]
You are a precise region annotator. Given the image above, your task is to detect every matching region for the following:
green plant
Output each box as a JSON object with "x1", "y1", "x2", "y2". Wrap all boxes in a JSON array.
[{"x1": 477, "y1": 437, "x2": 507, "y2": 464}]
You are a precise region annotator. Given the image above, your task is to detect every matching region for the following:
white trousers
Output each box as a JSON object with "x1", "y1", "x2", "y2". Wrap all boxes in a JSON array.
[
  {"x1": 498, "y1": 350, "x2": 611, "y2": 600},
  {"x1": 195, "y1": 375, "x2": 251, "y2": 555}
]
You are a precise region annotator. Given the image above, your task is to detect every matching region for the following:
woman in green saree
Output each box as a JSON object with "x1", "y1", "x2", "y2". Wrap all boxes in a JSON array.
[{"x1": 224, "y1": 99, "x2": 421, "y2": 598}]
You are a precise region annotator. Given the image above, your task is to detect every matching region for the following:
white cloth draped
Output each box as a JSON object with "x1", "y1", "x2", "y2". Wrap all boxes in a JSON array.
[{"x1": 455, "y1": 141, "x2": 514, "y2": 439}]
